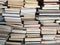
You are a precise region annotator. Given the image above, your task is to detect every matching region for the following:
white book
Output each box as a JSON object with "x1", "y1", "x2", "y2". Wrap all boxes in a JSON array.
[
  {"x1": 41, "y1": 23, "x2": 59, "y2": 26},
  {"x1": 5, "y1": 11, "x2": 20, "y2": 14},
  {"x1": 25, "y1": 38, "x2": 41, "y2": 41},
  {"x1": 40, "y1": 13, "x2": 60, "y2": 15},
  {"x1": 4, "y1": 17, "x2": 21, "y2": 22},
  {"x1": 21, "y1": 8, "x2": 36, "y2": 15},
  {"x1": 25, "y1": 42, "x2": 40, "y2": 44},
  {"x1": 43, "y1": 5, "x2": 59, "y2": 9},
  {"x1": 24, "y1": 24, "x2": 40, "y2": 28},
  {"x1": 38, "y1": 17, "x2": 60, "y2": 20},
  {"x1": 56, "y1": 20, "x2": 60, "y2": 23},
  {"x1": 11, "y1": 35, "x2": 25, "y2": 38},
  {"x1": 9, "y1": 38, "x2": 23, "y2": 41},
  {"x1": 2, "y1": 13, "x2": 20, "y2": 17},
  {"x1": 43, "y1": 35, "x2": 56, "y2": 40},
  {"x1": 12, "y1": 30, "x2": 26, "y2": 33},
  {"x1": 40, "y1": 19, "x2": 55, "y2": 22}
]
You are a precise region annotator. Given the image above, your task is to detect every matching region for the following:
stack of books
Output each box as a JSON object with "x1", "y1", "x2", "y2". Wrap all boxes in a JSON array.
[
  {"x1": 43, "y1": 0, "x2": 60, "y2": 9},
  {"x1": 21, "y1": 8, "x2": 41, "y2": 44},
  {"x1": 8, "y1": 0, "x2": 24, "y2": 9},
  {"x1": 1, "y1": 0, "x2": 60, "y2": 45},
  {"x1": 0, "y1": 25, "x2": 11, "y2": 45},
  {"x1": 2, "y1": 8, "x2": 24, "y2": 29},
  {"x1": 35, "y1": 0, "x2": 60, "y2": 44},
  {"x1": 24, "y1": 0, "x2": 40, "y2": 8},
  {"x1": 0, "y1": 0, "x2": 7, "y2": 25},
  {"x1": 6, "y1": 28, "x2": 26, "y2": 45}
]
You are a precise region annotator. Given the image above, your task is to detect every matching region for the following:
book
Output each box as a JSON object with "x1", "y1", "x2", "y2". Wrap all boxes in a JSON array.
[
  {"x1": 42, "y1": 28, "x2": 57, "y2": 34},
  {"x1": 9, "y1": 38, "x2": 24, "y2": 41},
  {"x1": 10, "y1": 33, "x2": 25, "y2": 38},
  {"x1": 4, "y1": 17, "x2": 21, "y2": 22},
  {"x1": 43, "y1": 35, "x2": 56, "y2": 40},
  {"x1": 12, "y1": 29, "x2": 26, "y2": 34},
  {"x1": 43, "y1": 5, "x2": 59, "y2": 9},
  {"x1": 38, "y1": 10, "x2": 60, "y2": 13},
  {"x1": 25, "y1": 0, "x2": 39, "y2": 8},
  {"x1": 25, "y1": 41, "x2": 40, "y2": 44},
  {"x1": 5, "y1": 8, "x2": 20, "y2": 14},
  {"x1": 24, "y1": 24, "x2": 40, "y2": 28},
  {"x1": 2, "y1": 13, "x2": 20, "y2": 17},
  {"x1": 44, "y1": 0, "x2": 59, "y2": 2},
  {"x1": 25, "y1": 38, "x2": 42, "y2": 42},
  {"x1": 8, "y1": 0, "x2": 24, "y2": 8},
  {"x1": 24, "y1": 21, "x2": 39, "y2": 25},
  {"x1": 26, "y1": 34, "x2": 40, "y2": 38},
  {"x1": 21, "y1": 8, "x2": 36, "y2": 15},
  {"x1": 41, "y1": 40, "x2": 56, "y2": 44},
  {"x1": 6, "y1": 41, "x2": 22, "y2": 45}
]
